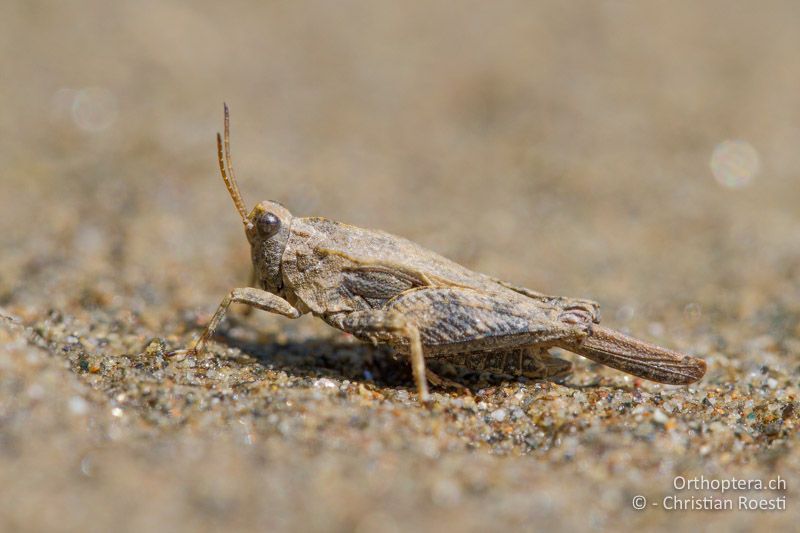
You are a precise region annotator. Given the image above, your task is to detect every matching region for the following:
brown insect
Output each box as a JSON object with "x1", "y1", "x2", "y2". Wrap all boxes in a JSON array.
[{"x1": 178, "y1": 105, "x2": 706, "y2": 402}]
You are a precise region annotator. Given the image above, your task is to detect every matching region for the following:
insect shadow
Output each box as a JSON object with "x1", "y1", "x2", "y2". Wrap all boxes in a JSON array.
[{"x1": 214, "y1": 324, "x2": 416, "y2": 390}]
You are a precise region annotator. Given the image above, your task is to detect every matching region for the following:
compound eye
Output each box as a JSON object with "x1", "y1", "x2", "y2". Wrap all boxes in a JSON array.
[{"x1": 256, "y1": 212, "x2": 281, "y2": 237}]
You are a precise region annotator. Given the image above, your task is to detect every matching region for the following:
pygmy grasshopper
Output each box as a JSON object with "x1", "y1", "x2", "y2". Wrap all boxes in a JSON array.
[{"x1": 180, "y1": 105, "x2": 706, "y2": 402}]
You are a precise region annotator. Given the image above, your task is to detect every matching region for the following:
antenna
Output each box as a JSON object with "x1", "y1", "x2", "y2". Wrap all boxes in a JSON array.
[{"x1": 217, "y1": 103, "x2": 249, "y2": 226}]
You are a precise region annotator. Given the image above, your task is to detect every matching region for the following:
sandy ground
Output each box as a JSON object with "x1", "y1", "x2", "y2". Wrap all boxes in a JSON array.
[{"x1": 1, "y1": 2, "x2": 799, "y2": 531}]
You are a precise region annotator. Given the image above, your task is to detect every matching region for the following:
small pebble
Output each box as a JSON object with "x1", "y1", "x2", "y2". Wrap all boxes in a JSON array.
[
  {"x1": 490, "y1": 408, "x2": 507, "y2": 422},
  {"x1": 314, "y1": 378, "x2": 338, "y2": 389}
]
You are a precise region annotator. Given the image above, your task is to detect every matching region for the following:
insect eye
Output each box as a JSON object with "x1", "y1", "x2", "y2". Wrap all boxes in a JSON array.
[{"x1": 256, "y1": 212, "x2": 281, "y2": 237}]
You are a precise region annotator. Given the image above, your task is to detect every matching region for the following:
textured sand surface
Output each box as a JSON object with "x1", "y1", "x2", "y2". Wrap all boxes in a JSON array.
[{"x1": 1, "y1": 2, "x2": 798, "y2": 531}]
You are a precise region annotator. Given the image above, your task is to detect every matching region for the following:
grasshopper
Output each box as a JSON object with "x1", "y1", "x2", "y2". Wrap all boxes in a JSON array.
[{"x1": 180, "y1": 105, "x2": 706, "y2": 402}]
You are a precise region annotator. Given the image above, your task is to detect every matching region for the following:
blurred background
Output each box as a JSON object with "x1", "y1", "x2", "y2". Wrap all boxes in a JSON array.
[
  {"x1": 0, "y1": 1, "x2": 798, "y2": 532},
  {"x1": 4, "y1": 0, "x2": 800, "y2": 310}
]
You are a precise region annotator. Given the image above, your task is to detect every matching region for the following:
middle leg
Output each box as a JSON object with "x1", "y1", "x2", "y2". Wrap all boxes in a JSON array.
[{"x1": 337, "y1": 309, "x2": 429, "y2": 402}]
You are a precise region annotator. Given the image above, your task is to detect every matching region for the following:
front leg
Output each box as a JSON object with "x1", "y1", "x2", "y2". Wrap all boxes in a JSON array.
[
  {"x1": 238, "y1": 266, "x2": 260, "y2": 317},
  {"x1": 187, "y1": 287, "x2": 301, "y2": 354},
  {"x1": 336, "y1": 310, "x2": 429, "y2": 403}
]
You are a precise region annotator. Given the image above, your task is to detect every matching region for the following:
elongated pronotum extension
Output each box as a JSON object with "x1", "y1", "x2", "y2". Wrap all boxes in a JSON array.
[{"x1": 561, "y1": 326, "x2": 706, "y2": 384}]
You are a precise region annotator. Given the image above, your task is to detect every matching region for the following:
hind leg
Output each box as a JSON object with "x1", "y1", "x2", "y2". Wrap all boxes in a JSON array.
[{"x1": 333, "y1": 287, "x2": 590, "y2": 402}]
